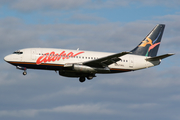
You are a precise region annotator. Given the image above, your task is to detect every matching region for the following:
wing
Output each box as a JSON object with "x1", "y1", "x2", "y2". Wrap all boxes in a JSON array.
[{"x1": 82, "y1": 51, "x2": 130, "y2": 68}]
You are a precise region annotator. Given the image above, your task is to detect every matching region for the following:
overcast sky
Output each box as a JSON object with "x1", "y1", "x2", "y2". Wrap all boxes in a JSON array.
[{"x1": 0, "y1": 0, "x2": 180, "y2": 120}]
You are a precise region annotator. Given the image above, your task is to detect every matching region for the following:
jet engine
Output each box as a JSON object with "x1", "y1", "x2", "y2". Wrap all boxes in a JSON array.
[{"x1": 73, "y1": 64, "x2": 96, "y2": 73}]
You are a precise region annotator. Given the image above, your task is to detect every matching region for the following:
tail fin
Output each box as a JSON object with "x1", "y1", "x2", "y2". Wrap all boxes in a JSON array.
[{"x1": 131, "y1": 24, "x2": 165, "y2": 57}]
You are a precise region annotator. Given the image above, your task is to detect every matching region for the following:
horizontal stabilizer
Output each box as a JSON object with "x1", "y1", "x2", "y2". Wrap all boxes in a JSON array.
[{"x1": 146, "y1": 53, "x2": 174, "y2": 61}]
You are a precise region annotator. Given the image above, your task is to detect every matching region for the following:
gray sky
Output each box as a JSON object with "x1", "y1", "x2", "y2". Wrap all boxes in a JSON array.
[{"x1": 0, "y1": 0, "x2": 180, "y2": 120}]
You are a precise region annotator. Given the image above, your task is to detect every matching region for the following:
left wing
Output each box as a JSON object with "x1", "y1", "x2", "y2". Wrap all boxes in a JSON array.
[{"x1": 82, "y1": 51, "x2": 130, "y2": 68}]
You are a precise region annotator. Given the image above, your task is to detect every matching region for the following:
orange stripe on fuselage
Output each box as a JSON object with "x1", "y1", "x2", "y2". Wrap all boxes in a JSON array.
[{"x1": 8, "y1": 61, "x2": 64, "y2": 67}]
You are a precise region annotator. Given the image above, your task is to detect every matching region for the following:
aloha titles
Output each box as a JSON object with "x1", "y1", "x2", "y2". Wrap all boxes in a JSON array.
[{"x1": 36, "y1": 51, "x2": 84, "y2": 65}]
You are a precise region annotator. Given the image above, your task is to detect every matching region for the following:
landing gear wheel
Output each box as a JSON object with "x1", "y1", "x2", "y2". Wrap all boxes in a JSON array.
[
  {"x1": 79, "y1": 77, "x2": 86, "y2": 83},
  {"x1": 23, "y1": 72, "x2": 27, "y2": 75},
  {"x1": 87, "y1": 76, "x2": 93, "y2": 80}
]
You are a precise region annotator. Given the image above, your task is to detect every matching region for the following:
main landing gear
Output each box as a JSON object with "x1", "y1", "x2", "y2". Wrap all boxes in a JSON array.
[
  {"x1": 79, "y1": 75, "x2": 95, "y2": 83},
  {"x1": 79, "y1": 77, "x2": 86, "y2": 83}
]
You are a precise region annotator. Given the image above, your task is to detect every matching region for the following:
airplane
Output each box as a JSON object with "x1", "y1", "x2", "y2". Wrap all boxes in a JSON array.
[{"x1": 4, "y1": 24, "x2": 174, "y2": 82}]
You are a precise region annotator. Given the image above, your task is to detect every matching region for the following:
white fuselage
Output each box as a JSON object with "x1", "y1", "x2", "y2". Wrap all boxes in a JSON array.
[{"x1": 4, "y1": 48, "x2": 160, "y2": 74}]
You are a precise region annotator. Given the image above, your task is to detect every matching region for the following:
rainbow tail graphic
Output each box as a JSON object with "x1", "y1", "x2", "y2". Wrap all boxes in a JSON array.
[{"x1": 131, "y1": 24, "x2": 165, "y2": 57}]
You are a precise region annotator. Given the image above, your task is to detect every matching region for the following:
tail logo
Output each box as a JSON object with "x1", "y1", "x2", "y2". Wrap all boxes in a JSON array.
[
  {"x1": 131, "y1": 24, "x2": 164, "y2": 57},
  {"x1": 138, "y1": 37, "x2": 161, "y2": 56},
  {"x1": 139, "y1": 37, "x2": 153, "y2": 47}
]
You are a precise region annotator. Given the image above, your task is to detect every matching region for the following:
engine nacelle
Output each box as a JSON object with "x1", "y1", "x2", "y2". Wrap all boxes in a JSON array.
[
  {"x1": 73, "y1": 64, "x2": 96, "y2": 73},
  {"x1": 59, "y1": 70, "x2": 94, "y2": 78},
  {"x1": 59, "y1": 70, "x2": 80, "y2": 77}
]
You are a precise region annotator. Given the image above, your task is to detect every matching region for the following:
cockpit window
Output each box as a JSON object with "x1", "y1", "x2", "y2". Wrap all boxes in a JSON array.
[{"x1": 13, "y1": 51, "x2": 23, "y2": 54}]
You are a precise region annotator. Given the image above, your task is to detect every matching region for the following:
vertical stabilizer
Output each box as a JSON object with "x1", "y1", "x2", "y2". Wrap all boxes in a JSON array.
[{"x1": 131, "y1": 24, "x2": 165, "y2": 57}]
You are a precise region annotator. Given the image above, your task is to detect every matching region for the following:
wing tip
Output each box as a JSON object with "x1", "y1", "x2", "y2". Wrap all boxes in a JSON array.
[{"x1": 167, "y1": 53, "x2": 175, "y2": 56}]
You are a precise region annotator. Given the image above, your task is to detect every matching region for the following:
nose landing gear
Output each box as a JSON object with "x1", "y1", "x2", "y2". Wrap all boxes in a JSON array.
[
  {"x1": 23, "y1": 71, "x2": 27, "y2": 75},
  {"x1": 16, "y1": 66, "x2": 27, "y2": 76}
]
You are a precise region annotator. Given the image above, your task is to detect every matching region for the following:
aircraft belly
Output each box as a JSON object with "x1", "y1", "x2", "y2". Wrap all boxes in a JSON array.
[
  {"x1": 109, "y1": 67, "x2": 132, "y2": 73},
  {"x1": 108, "y1": 62, "x2": 132, "y2": 73},
  {"x1": 8, "y1": 61, "x2": 64, "y2": 70}
]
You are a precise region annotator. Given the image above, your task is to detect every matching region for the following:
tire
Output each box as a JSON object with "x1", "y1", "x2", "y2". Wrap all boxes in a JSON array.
[
  {"x1": 23, "y1": 72, "x2": 27, "y2": 75},
  {"x1": 79, "y1": 77, "x2": 85, "y2": 83},
  {"x1": 87, "y1": 76, "x2": 93, "y2": 80}
]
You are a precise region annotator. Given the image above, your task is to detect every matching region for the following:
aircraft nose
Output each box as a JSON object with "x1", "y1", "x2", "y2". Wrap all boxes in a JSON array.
[{"x1": 4, "y1": 55, "x2": 11, "y2": 62}]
